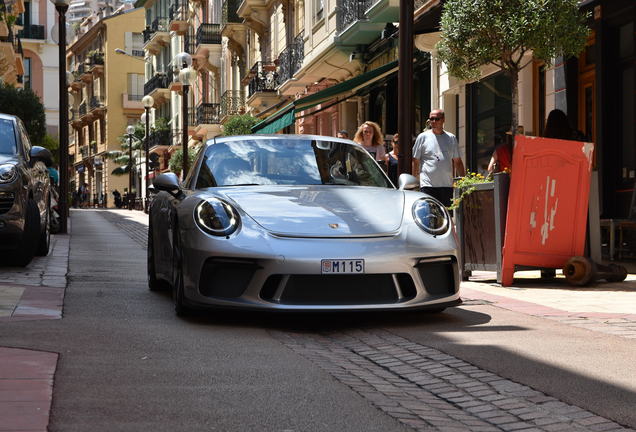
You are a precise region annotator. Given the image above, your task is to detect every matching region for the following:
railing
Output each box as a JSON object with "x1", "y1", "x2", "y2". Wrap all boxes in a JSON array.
[
  {"x1": 90, "y1": 142, "x2": 97, "y2": 154},
  {"x1": 132, "y1": 49, "x2": 145, "y2": 57},
  {"x1": 144, "y1": 73, "x2": 170, "y2": 95},
  {"x1": 336, "y1": 0, "x2": 372, "y2": 33},
  {"x1": 196, "y1": 103, "x2": 220, "y2": 124},
  {"x1": 196, "y1": 23, "x2": 221, "y2": 46},
  {"x1": 80, "y1": 146, "x2": 89, "y2": 158},
  {"x1": 247, "y1": 62, "x2": 277, "y2": 98},
  {"x1": 79, "y1": 101, "x2": 87, "y2": 116},
  {"x1": 151, "y1": 17, "x2": 169, "y2": 33},
  {"x1": 148, "y1": 129, "x2": 170, "y2": 149},
  {"x1": 277, "y1": 32, "x2": 304, "y2": 86},
  {"x1": 143, "y1": 26, "x2": 155, "y2": 43},
  {"x1": 89, "y1": 95, "x2": 104, "y2": 110},
  {"x1": 184, "y1": 29, "x2": 195, "y2": 54},
  {"x1": 220, "y1": 90, "x2": 245, "y2": 118},
  {"x1": 221, "y1": 0, "x2": 241, "y2": 26},
  {"x1": 169, "y1": 0, "x2": 189, "y2": 22},
  {"x1": 17, "y1": 24, "x2": 45, "y2": 40}
]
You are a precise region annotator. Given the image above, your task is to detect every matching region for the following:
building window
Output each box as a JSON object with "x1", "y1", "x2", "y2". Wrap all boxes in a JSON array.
[
  {"x1": 127, "y1": 73, "x2": 145, "y2": 99},
  {"x1": 313, "y1": 0, "x2": 324, "y2": 23},
  {"x1": 468, "y1": 71, "x2": 512, "y2": 173},
  {"x1": 23, "y1": 58, "x2": 31, "y2": 90}
]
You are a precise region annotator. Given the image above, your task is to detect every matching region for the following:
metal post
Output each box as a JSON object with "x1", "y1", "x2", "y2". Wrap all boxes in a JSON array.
[
  {"x1": 56, "y1": 4, "x2": 69, "y2": 233},
  {"x1": 128, "y1": 133, "x2": 133, "y2": 210},
  {"x1": 397, "y1": 0, "x2": 414, "y2": 176},
  {"x1": 182, "y1": 84, "x2": 189, "y2": 178},
  {"x1": 144, "y1": 107, "x2": 150, "y2": 213}
]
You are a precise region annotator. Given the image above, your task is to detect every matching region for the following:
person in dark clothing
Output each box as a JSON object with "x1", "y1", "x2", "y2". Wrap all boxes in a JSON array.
[
  {"x1": 112, "y1": 189, "x2": 122, "y2": 208},
  {"x1": 543, "y1": 109, "x2": 586, "y2": 141},
  {"x1": 385, "y1": 133, "x2": 400, "y2": 186}
]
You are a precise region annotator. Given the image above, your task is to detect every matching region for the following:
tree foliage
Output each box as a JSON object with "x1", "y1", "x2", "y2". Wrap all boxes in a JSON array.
[
  {"x1": 168, "y1": 147, "x2": 198, "y2": 175},
  {"x1": 105, "y1": 122, "x2": 146, "y2": 176},
  {"x1": 0, "y1": 83, "x2": 47, "y2": 145},
  {"x1": 223, "y1": 114, "x2": 259, "y2": 136},
  {"x1": 436, "y1": 0, "x2": 589, "y2": 131}
]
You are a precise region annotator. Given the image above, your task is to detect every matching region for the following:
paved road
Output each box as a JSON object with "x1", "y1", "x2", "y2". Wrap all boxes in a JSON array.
[{"x1": 1, "y1": 209, "x2": 635, "y2": 431}]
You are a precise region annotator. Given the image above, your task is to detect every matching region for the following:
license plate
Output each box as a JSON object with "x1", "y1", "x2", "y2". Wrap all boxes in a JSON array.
[{"x1": 321, "y1": 259, "x2": 365, "y2": 274}]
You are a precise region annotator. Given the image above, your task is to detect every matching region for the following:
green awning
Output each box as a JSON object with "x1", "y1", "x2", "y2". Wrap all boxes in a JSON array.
[{"x1": 251, "y1": 60, "x2": 398, "y2": 134}]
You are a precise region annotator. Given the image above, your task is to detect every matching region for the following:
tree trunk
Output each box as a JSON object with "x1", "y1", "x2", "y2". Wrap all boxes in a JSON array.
[{"x1": 509, "y1": 68, "x2": 519, "y2": 137}]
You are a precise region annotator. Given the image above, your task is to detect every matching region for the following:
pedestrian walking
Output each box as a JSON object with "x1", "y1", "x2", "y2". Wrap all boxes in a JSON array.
[
  {"x1": 412, "y1": 109, "x2": 465, "y2": 207},
  {"x1": 385, "y1": 133, "x2": 400, "y2": 185},
  {"x1": 353, "y1": 121, "x2": 386, "y2": 163},
  {"x1": 113, "y1": 189, "x2": 122, "y2": 209},
  {"x1": 336, "y1": 130, "x2": 349, "y2": 139}
]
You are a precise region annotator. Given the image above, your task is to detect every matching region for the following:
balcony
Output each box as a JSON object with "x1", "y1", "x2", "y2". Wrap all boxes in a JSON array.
[
  {"x1": 89, "y1": 95, "x2": 105, "y2": 115},
  {"x1": 277, "y1": 33, "x2": 304, "y2": 90},
  {"x1": 221, "y1": 0, "x2": 247, "y2": 48},
  {"x1": 144, "y1": 73, "x2": 170, "y2": 103},
  {"x1": 193, "y1": 103, "x2": 222, "y2": 140},
  {"x1": 335, "y1": 0, "x2": 384, "y2": 45},
  {"x1": 144, "y1": 17, "x2": 169, "y2": 54},
  {"x1": 365, "y1": 0, "x2": 399, "y2": 23},
  {"x1": 79, "y1": 145, "x2": 89, "y2": 159},
  {"x1": 196, "y1": 23, "x2": 221, "y2": 46},
  {"x1": 148, "y1": 129, "x2": 170, "y2": 151},
  {"x1": 78, "y1": 101, "x2": 87, "y2": 117},
  {"x1": 17, "y1": 24, "x2": 45, "y2": 40},
  {"x1": 220, "y1": 90, "x2": 246, "y2": 120},
  {"x1": 169, "y1": 0, "x2": 189, "y2": 35},
  {"x1": 194, "y1": 23, "x2": 222, "y2": 70},
  {"x1": 245, "y1": 62, "x2": 279, "y2": 113}
]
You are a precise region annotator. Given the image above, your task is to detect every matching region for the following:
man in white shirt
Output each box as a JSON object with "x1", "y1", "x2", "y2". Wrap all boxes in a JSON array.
[{"x1": 411, "y1": 109, "x2": 465, "y2": 207}]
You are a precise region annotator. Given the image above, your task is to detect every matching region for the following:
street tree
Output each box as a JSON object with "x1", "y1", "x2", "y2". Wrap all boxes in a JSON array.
[
  {"x1": 168, "y1": 147, "x2": 198, "y2": 176},
  {"x1": 105, "y1": 122, "x2": 145, "y2": 175},
  {"x1": 436, "y1": 0, "x2": 589, "y2": 133},
  {"x1": 0, "y1": 82, "x2": 46, "y2": 145},
  {"x1": 223, "y1": 114, "x2": 259, "y2": 136}
]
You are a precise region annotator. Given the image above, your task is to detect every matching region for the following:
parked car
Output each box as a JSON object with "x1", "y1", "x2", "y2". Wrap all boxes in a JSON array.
[
  {"x1": 148, "y1": 135, "x2": 461, "y2": 316},
  {"x1": 0, "y1": 113, "x2": 52, "y2": 266}
]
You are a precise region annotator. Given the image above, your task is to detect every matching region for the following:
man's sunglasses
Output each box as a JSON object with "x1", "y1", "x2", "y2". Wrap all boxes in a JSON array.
[{"x1": 429, "y1": 117, "x2": 443, "y2": 121}]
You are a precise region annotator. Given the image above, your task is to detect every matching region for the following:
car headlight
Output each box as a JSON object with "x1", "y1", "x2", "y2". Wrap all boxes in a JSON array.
[
  {"x1": 194, "y1": 198, "x2": 240, "y2": 236},
  {"x1": 412, "y1": 197, "x2": 449, "y2": 235},
  {"x1": 0, "y1": 164, "x2": 17, "y2": 183}
]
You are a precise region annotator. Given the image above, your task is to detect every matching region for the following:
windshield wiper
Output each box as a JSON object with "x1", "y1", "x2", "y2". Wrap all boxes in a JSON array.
[{"x1": 229, "y1": 183, "x2": 260, "y2": 186}]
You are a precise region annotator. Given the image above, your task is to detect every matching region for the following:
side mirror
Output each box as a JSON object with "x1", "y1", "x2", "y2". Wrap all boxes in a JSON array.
[
  {"x1": 398, "y1": 173, "x2": 419, "y2": 191},
  {"x1": 147, "y1": 183, "x2": 157, "y2": 195},
  {"x1": 30, "y1": 146, "x2": 53, "y2": 167},
  {"x1": 153, "y1": 172, "x2": 181, "y2": 193}
]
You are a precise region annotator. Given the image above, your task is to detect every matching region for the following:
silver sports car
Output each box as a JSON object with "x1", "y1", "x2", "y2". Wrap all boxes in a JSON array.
[{"x1": 148, "y1": 135, "x2": 461, "y2": 315}]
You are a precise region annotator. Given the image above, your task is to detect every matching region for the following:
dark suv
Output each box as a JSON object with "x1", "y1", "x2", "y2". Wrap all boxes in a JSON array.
[{"x1": 0, "y1": 113, "x2": 53, "y2": 266}]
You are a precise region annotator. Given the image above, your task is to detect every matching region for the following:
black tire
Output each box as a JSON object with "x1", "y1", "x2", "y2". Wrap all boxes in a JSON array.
[
  {"x1": 12, "y1": 200, "x2": 40, "y2": 266},
  {"x1": 147, "y1": 223, "x2": 163, "y2": 291},
  {"x1": 36, "y1": 201, "x2": 50, "y2": 256},
  {"x1": 172, "y1": 227, "x2": 190, "y2": 317},
  {"x1": 427, "y1": 307, "x2": 447, "y2": 314}
]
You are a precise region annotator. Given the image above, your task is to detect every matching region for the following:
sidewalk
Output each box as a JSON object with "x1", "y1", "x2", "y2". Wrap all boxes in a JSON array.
[{"x1": 0, "y1": 208, "x2": 635, "y2": 431}]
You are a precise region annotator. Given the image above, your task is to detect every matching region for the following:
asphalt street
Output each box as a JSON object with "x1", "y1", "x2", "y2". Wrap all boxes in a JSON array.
[{"x1": 1, "y1": 208, "x2": 635, "y2": 431}]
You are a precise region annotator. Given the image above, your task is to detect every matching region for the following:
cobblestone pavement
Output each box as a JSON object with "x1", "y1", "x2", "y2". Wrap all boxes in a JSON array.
[{"x1": 273, "y1": 329, "x2": 633, "y2": 432}]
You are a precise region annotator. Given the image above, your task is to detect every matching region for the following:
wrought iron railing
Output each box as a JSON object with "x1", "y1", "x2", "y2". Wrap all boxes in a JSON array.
[
  {"x1": 221, "y1": 0, "x2": 241, "y2": 27},
  {"x1": 17, "y1": 24, "x2": 45, "y2": 40},
  {"x1": 144, "y1": 73, "x2": 170, "y2": 95},
  {"x1": 148, "y1": 129, "x2": 170, "y2": 149},
  {"x1": 80, "y1": 146, "x2": 89, "y2": 158},
  {"x1": 89, "y1": 95, "x2": 104, "y2": 110},
  {"x1": 196, "y1": 103, "x2": 220, "y2": 124},
  {"x1": 196, "y1": 23, "x2": 221, "y2": 46},
  {"x1": 184, "y1": 28, "x2": 195, "y2": 54},
  {"x1": 143, "y1": 26, "x2": 154, "y2": 43},
  {"x1": 247, "y1": 62, "x2": 277, "y2": 98},
  {"x1": 220, "y1": 90, "x2": 245, "y2": 117},
  {"x1": 169, "y1": 0, "x2": 188, "y2": 22},
  {"x1": 336, "y1": 0, "x2": 372, "y2": 33},
  {"x1": 151, "y1": 17, "x2": 169, "y2": 33},
  {"x1": 79, "y1": 101, "x2": 87, "y2": 116},
  {"x1": 90, "y1": 141, "x2": 97, "y2": 154},
  {"x1": 277, "y1": 32, "x2": 304, "y2": 86},
  {"x1": 132, "y1": 49, "x2": 145, "y2": 57}
]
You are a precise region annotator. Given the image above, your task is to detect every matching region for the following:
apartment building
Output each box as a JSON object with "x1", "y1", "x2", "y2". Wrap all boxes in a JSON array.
[
  {"x1": 1, "y1": 0, "x2": 26, "y2": 88},
  {"x1": 67, "y1": 6, "x2": 145, "y2": 207}
]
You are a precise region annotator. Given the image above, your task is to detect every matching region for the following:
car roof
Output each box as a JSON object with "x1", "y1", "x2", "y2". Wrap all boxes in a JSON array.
[
  {"x1": 0, "y1": 113, "x2": 18, "y2": 122},
  {"x1": 208, "y1": 134, "x2": 357, "y2": 146}
]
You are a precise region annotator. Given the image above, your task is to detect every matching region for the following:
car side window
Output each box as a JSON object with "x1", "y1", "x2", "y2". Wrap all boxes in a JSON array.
[{"x1": 18, "y1": 121, "x2": 31, "y2": 159}]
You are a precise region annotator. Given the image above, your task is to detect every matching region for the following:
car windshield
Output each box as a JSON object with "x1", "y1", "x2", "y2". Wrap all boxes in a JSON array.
[
  {"x1": 0, "y1": 119, "x2": 17, "y2": 155},
  {"x1": 195, "y1": 138, "x2": 393, "y2": 189}
]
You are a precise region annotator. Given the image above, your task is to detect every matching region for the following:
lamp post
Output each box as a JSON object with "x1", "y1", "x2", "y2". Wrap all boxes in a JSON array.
[
  {"x1": 49, "y1": 0, "x2": 71, "y2": 233},
  {"x1": 175, "y1": 52, "x2": 195, "y2": 179},
  {"x1": 141, "y1": 95, "x2": 154, "y2": 213},
  {"x1": 126, "y1": 125, "x2": 135, "y2": 210}
]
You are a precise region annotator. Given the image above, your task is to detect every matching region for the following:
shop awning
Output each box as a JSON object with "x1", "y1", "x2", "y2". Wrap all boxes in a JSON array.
[{"x1": 252, "y1": 60, "x2": 398, "y2": 134}]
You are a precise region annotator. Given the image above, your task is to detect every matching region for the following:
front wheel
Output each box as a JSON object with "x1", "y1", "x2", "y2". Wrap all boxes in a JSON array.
[
  {"x1": 11, "y1": 200, "x2": 40, "y2": 266},
  {"x1": 36, "y1": 202, "x2": 50, "y2": 256}
]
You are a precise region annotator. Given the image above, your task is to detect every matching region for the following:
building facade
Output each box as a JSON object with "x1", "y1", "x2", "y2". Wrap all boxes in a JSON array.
[{"x1": 67, "y1": 6, "x2": 145, "y2": 207}]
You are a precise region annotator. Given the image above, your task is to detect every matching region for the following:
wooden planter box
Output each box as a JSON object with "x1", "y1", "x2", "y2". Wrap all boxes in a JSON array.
[{"x1": 454, "y1": 172, "x2": 510, "y2": 283}]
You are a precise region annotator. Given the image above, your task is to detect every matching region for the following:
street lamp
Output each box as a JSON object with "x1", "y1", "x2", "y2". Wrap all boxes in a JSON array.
[
  {"x1": 141, "y1": 95, "x2": 154, "y2": 213},
  {"x1": 126, "y1": 125, "x2": 135, "y2": 210},
  {"x1": 49, "y1": 0, "x2": 71, "y2": 233},
  {"x1": 175, "y1": 52, "x2": 195, "y2": 179}
]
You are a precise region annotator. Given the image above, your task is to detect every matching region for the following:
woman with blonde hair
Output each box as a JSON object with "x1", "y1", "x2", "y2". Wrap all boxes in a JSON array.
[{"x1": 353, "y1": 121, "x2": 386, "y2": 162}]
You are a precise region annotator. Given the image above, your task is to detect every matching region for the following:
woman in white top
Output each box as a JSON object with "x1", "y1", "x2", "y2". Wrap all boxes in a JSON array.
[{"x1": 353, "y1": 121, "x2": 386, "y2": 163}]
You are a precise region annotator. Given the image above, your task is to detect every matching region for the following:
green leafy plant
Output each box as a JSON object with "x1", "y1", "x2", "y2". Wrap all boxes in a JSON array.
[
  {"x1": 105, "y1": 123, "x2": 145, "y2": 175},
  {"x1": 153, "y1": 117, "x2": 170, "y2": 131},
  {"x1": 449, "y1": 172, "x2": 493, "y2": 211},
  {"x1": 436, "y1": 0, "x2": 589, "y2": 134},
  {"x1": 0, "y1": 82, "x2": 46, "y2": 145},
  {"x1": 168, "y1": 147, "x2": 198, "y2": 175},
  {"x1": 223, "y1": 114, "x2": 259, "y2": 136}
]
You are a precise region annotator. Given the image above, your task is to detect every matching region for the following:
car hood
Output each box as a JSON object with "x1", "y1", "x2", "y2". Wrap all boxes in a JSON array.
[
  {"x1": 0, "y1": 154, "x2": 18, "y2": 165},
  {"x1": 222, "y1": 186, "x2": 404, "y2": 238}
]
